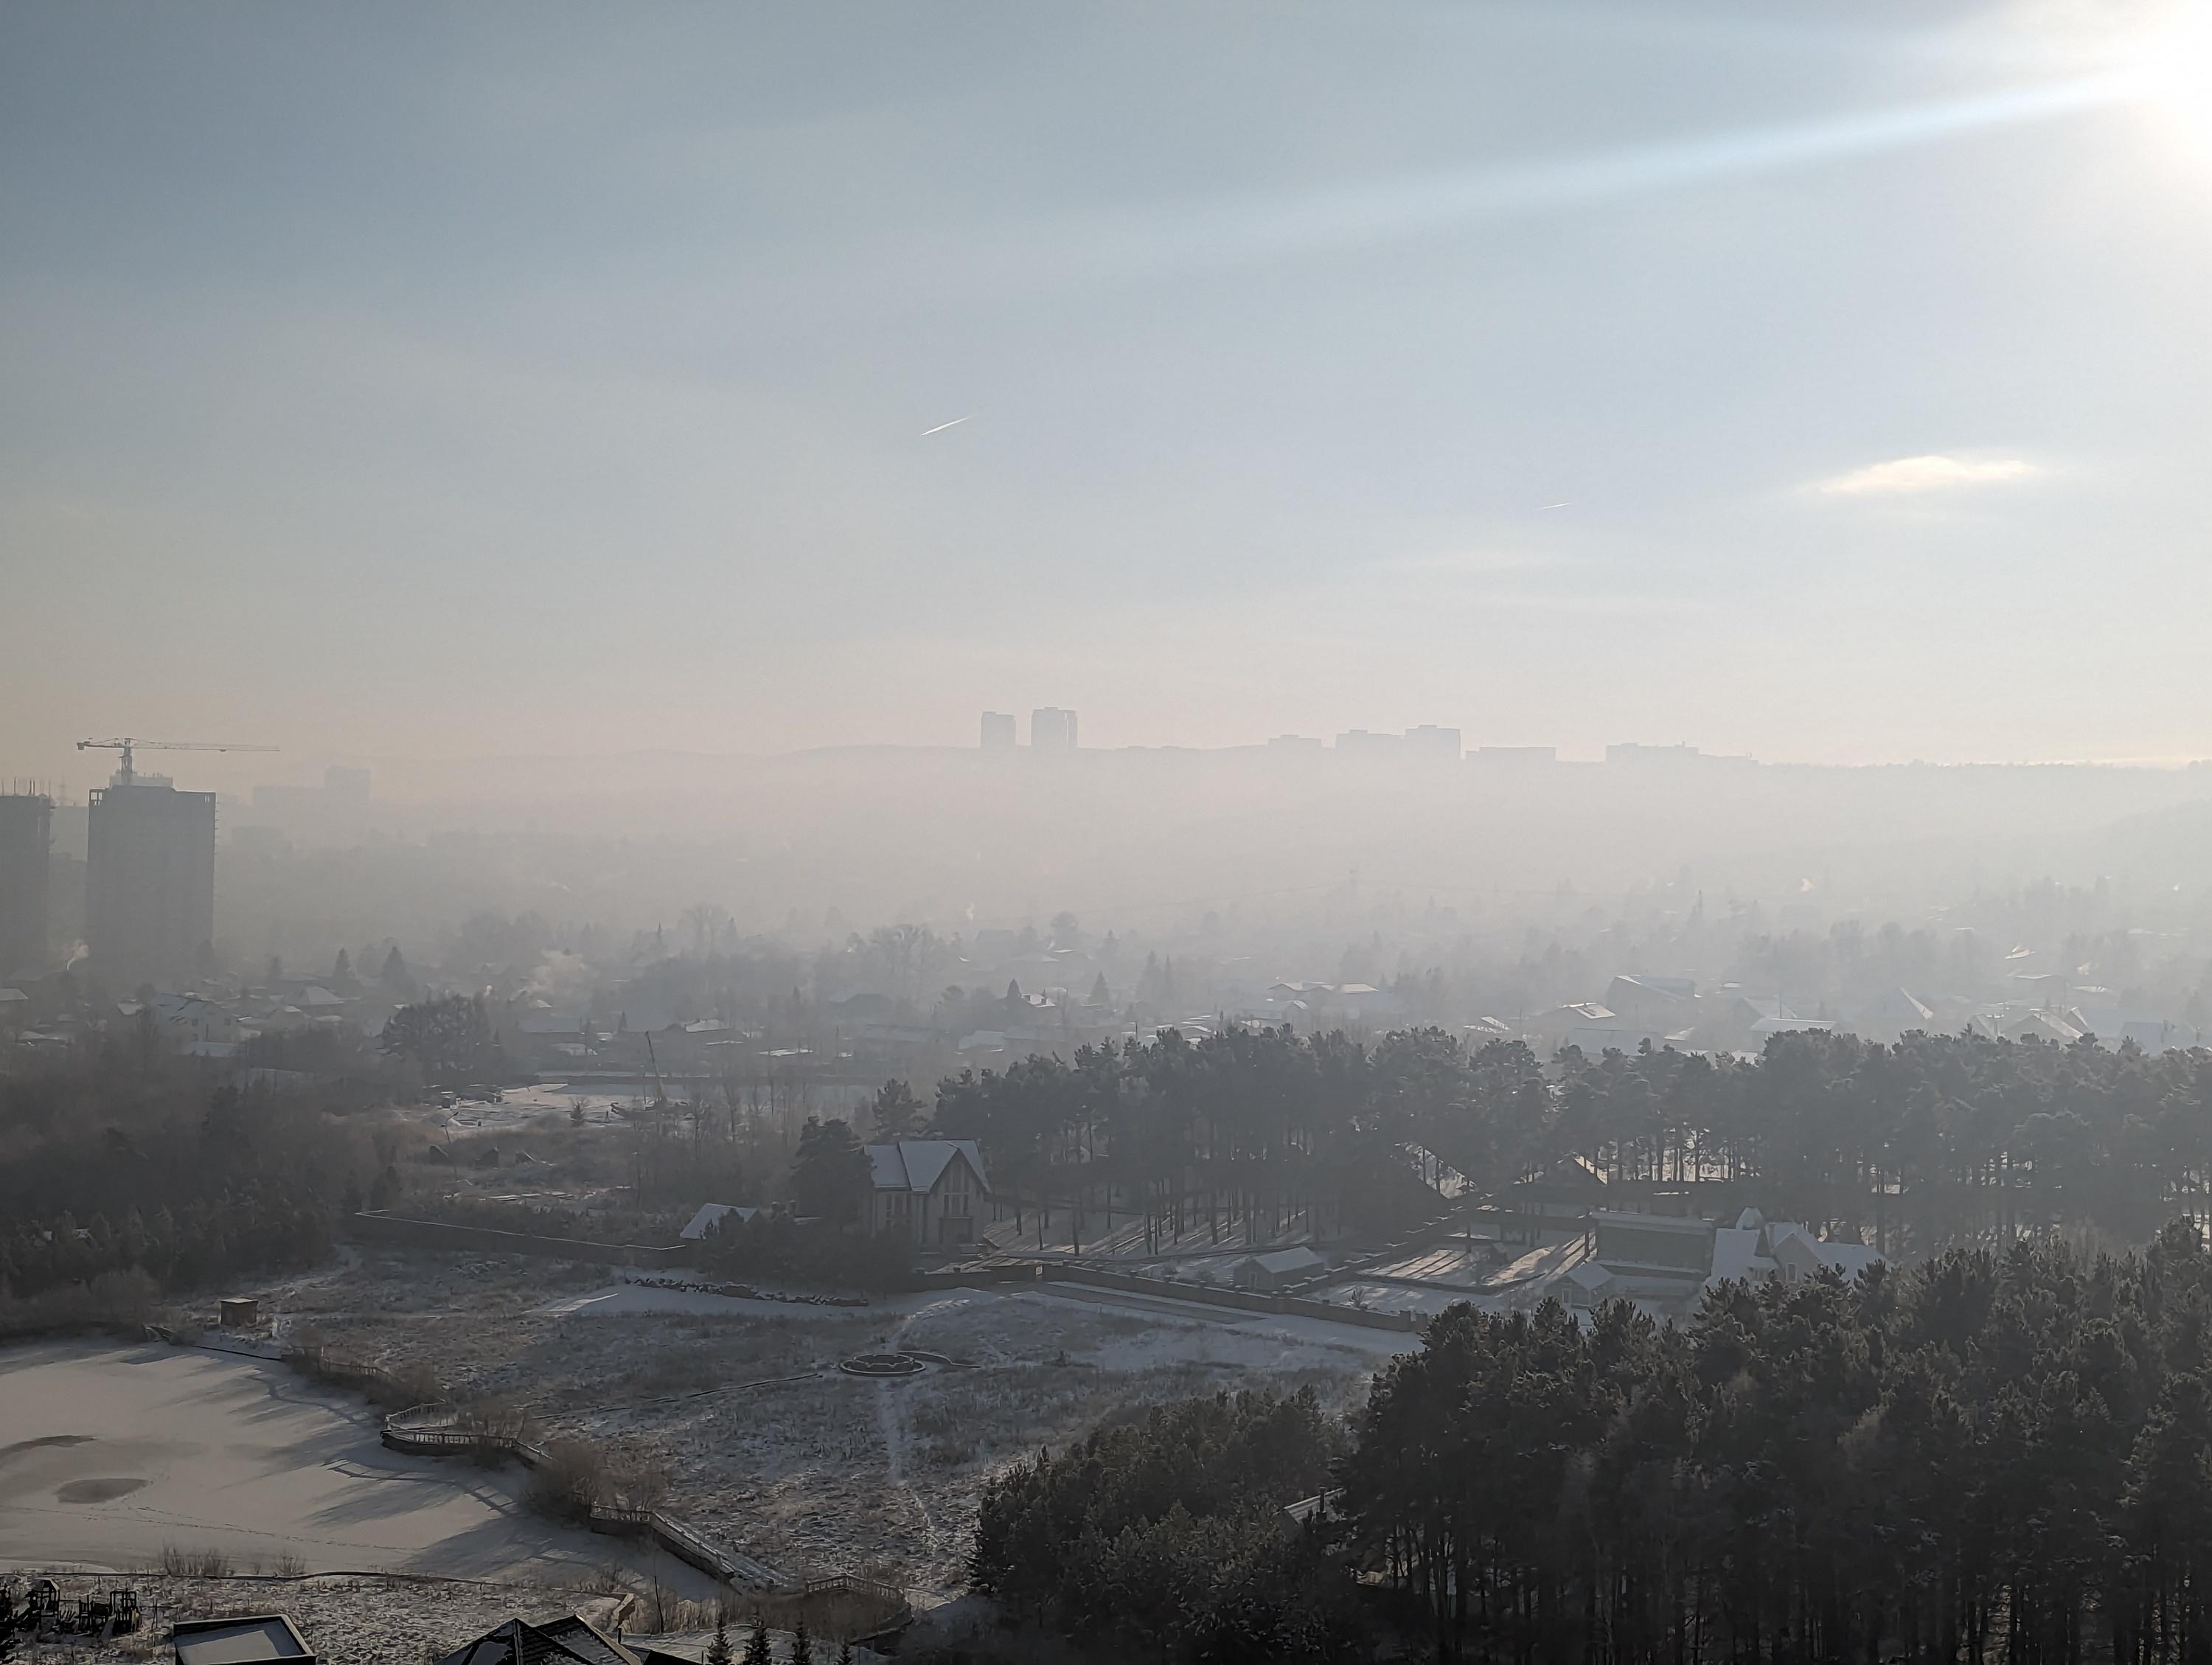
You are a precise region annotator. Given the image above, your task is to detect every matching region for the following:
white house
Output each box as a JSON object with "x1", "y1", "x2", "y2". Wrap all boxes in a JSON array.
[
  {"x1": 865, "y1": 1139, "x2": 990, "y2": 1247},
  {"x1": 1231, "y1": 1245, "x2": 1326, "y2": 1291},
  {"x1": 1708, "y1": 1209, "x2": 1883, "y2": 1290}
]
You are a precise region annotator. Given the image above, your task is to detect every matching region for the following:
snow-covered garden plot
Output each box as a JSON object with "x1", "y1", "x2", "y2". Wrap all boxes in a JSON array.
[
  {"x1": 1358, "y1": 1240, "x2": 1503, "y2": 1287},
  {"x1": 1306, "y1": 1234, "x2": 1595, "y2": 1317}
]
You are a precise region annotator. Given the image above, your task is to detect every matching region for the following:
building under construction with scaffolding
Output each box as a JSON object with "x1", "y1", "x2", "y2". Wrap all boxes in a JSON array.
[{"x1": 87, "y1": 773, "x2": 216, "y2": 992}]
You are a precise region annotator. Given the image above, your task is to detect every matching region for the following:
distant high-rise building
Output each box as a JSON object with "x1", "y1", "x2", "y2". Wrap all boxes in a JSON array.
[
  {"x1": 87, "y1": 774, "x2": 216, "y2": 990},
  {"x1": 325, "y1": 765, "x2": 372, "y2": 799},
  {"x1": 1335, "y1": 729, "x2": 1403, "y2": 758},
  {"x1": 1404, "y1": 725, "x2": 1463, "y2": 761},
  {"x1": 980, "y1": 712, "x2": 1018, "y2": 748},
  {"x1": 1031, "y1": 707, "x2": 1078, "y2": 751},
  {"x1": 1607, "y1": 743, "x2": 1703, "y2": 767},
  {"x1": 1606, "y1": 743, "x2": 1756, "y2": 772},
  {"x1": 0, "y1": 792, "x2": 52, "y2": 979},
  {"x1": 1267, "y1": 734, "x2": 1324, "y2": 752}
]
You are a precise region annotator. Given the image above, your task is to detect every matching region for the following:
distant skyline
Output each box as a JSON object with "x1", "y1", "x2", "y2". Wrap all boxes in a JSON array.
[
  {"x1": 16, "y1": 726, "x2": 2212, "y2": 813},
  {"x1": 6, "y1": 0, "x2": 2211, "y2": 788}
]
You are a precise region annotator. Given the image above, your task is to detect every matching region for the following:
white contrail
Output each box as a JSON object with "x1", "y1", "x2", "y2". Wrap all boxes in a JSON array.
[
  {"x1": 1539, "y1": 501, "x2": 1572, "y2": 510},
  {"x1": 920, "y1": 415, "x2": 974, "y2": 437}
]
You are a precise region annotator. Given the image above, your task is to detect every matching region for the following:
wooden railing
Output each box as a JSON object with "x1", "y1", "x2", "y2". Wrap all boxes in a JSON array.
[
  {"x1": 379, "y1": 1407, "x2": 790, "y2": 1591},
  {"x1": 158, "y1": 1316, "x2": 904, "y2": 1624}
]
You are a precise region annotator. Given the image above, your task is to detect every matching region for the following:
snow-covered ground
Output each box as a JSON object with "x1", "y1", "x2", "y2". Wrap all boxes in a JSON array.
[
  {"x1": 1360, "y1": 1240, "x2": 1505, "y2": 1287},
  {"x1": 536, "y1": 1285, "x2": 886, "y2": 1321},
  {"x1": 223, "y1": 1251, "x2": 1405, "y2": 1602},
  {"x1": 0, "y1": 1340, "x2": 713, "y2": 1595},
  {"x1": 0, "y1": 1571, "x2": 889, "y2": 1665}
]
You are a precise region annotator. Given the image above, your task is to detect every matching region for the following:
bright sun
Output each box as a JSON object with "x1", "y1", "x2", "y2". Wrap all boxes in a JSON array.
[{"x1": 2135, "y1": 2, "x2": 2212, "y2": 162}]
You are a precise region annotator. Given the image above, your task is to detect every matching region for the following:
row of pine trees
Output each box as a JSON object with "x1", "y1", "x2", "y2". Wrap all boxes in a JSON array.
[
  {"x1": 977, "y1": 1226, "x2": 2212, "y2": 1665},
  {"x1": 928, "y1": 1026, "x2": 2212, "y2": 1256}
]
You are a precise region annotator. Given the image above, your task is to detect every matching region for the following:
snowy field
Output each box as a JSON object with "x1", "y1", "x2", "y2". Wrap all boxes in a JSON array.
[
  {"x1": 234, "y1": 1250, "x2": 1412, "y2": 1600},
  {"x1": 0, "y1": 1340, "x2": 714, "y2": 1595},
  {"x1": 0, "y1": 1573, "x2": 888, "y2": 1665}
]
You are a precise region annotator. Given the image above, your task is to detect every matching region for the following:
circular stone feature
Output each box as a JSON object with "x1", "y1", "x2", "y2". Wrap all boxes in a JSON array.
[{"x1": 838, "y1": 1352, "x2": 928, "y2": 1377}]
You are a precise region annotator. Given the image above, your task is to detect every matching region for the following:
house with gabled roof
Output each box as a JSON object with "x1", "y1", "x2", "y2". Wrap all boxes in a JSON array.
[
  {"x1": 864, "y1": 1139, "x2": 990, "y2": 1247},
  {"x1": 436, "y1": 1615, "x2": 689, "y2": 1665}
]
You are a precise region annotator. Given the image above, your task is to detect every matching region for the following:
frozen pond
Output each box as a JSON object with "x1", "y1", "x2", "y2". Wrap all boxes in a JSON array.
[{"x1": 0, "y1": 1339, "x2": 714, "y2": 1590}]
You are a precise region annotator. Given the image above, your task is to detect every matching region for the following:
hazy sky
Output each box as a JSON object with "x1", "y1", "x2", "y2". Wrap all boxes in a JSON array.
[{"x1": 5, "y1": 0, "x2": 2211, "y2": 790}]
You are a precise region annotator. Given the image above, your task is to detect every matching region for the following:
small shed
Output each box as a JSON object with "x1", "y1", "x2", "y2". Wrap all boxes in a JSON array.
[
  {"x1": 172, "y1": 1615, "x2": 312, "y2": 1665},
  {"x1": 1231, "y1": 1245, "x2": 1326, "y2": 1292},
  {"x1": 218, "y1": 1296, "x2": 258, "y2": 1329},
  {"x1": 1562, "y1": 1259, "x2": 1619, "y2": 1310}
]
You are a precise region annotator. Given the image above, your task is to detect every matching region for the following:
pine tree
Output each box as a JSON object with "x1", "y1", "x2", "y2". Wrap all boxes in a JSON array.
[
  {"x1": 788, "y1": 1618, "x2": 811, "y2": 1665},
  {"x1": 835, "y1": 1641, "x2": 852, "y2": 1665},
  {"x1": 706, "y1": 1616, "x2": 731, "y2": 1665},
  {"x1": 740, "y1": 1618, "x2": 771, "y2": 1665}
]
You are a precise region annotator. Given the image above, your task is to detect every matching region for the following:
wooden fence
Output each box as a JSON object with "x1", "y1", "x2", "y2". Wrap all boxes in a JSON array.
[
  {"x1": 348, "y1": 1211, "x2": 692, "y2": 1268},
  {"x1": 981, "y1": 1262, "x2": 1425, "y2": 1332}
]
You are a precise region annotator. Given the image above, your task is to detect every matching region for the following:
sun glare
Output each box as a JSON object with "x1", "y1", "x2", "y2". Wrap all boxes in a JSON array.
[{"x1": 2136, "y1": 2, "x2": 2212, "y2": 162}]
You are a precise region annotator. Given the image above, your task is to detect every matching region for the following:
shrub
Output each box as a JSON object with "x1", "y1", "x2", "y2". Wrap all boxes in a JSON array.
[{"x1": 525, "y1": 1438, "x2": 609, "y2": 1522}]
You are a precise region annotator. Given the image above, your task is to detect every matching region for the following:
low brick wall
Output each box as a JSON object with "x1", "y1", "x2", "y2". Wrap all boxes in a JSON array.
[{"x1": 348, "y1": 1211, "x2": 690, "y2": 1268}]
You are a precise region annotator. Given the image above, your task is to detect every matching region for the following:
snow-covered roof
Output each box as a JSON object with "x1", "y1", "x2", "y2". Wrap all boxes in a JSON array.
[
  {"x1": 1860, "y1": 987, "x2": 1934, "y2": 1023},
  {"x1": 1240, "y1": 1245, "x2": 1326, "y2": 1276},
  {"x1": 436, "y1": 1615, "x2": 641, "y2": 1665},
  {"x1": 864, "y1": 1139, "x2": 988, "y2": 1195},
  {"x1": 1565, "y1": 1260, "x2": 1620, "y2": 1299},
  {"x1": 1709, "y1": 1219, "x2": 1882, "y2": 1289},
  {"x1": 679, "y1": 1201, "x2": 758, "y2": 1240},
  {"x1": 2011, "y1": 1011, "x2": 2084, "y2": 1044},
  {"x1": 1708, "y1": 1226, "x2": 1767, "y2": 1286}
]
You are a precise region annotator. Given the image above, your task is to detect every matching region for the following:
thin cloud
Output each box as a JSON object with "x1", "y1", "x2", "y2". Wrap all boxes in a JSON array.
[{"x1": 1815, "y1": 454, "x2": 2039, "y2": 495}]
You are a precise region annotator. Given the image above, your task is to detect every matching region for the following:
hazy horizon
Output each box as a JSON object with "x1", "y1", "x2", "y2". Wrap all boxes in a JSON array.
[{"x1": 8, "y1": 0, "x2": 2212, "y2": 785}]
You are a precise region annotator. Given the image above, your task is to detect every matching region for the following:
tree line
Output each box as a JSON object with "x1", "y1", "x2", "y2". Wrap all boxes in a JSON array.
[
  {"x1": 971, "y1": 1388, "x2": 1363, "y2": 1664},
  {"x1": 0, "y1": 1187, "x2": 332, "y2": 1305},
  {"x1": 0, "y1": 1045, "x2": 381, "y2": 1318},
  {"x1": 974, "y1": 1227, "x2": 2212, "y2": 1665},
  {"x1": 1350, "y1": 1227, "x2": 2212, "y2": 1665},
  {"x1": 921, "y1": 1026, "x2": 2212, "y2": 1256}
]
